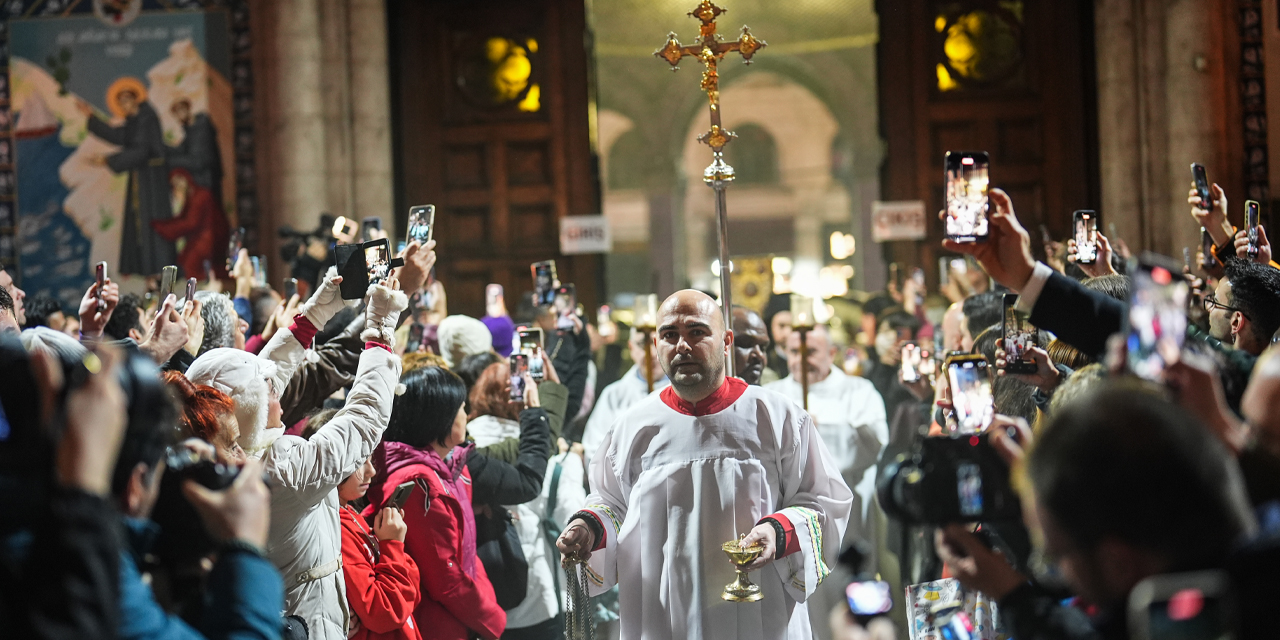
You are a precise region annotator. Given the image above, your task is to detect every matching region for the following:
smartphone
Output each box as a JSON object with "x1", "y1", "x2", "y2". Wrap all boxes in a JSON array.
[
  {"x1": 1201, "y1": 228, "x2": 1218, "y2": 269},
  {"x1": 1183, "y1": 247, "x2": 1192, "y2": 272},
  {"x1": 332, "y1": 216, "x2": 355, "y2": 240},
  {"x1": 531, "y1": 260, "x2": 558, "y2": 306},
  {"x1": 283, "y1": 277, "x2": 298, "y2": 301},
  {"x1": 919, "y1": 348, "x2": 937, "y2": 377},
  {"x1": 407, "y1": 322, "x2": 425, "y2": 353},
  {"x1": 900, "y1": 343, "x2": 921, "y2": 383},
  {"x1": 387, "y1": 481, "x2": 417, "y2": 510},
  {"x1": 364, "y1": 239, "x2": 391, "y2": 286},
  {"x1": 95, "y1": 262, "x2": 107, "y2": 311},
  {"x1": 159, "y1": 266, "x2": 178, "y2": 302},
  {"x1": 944, "y1": 151, "x2": 990, "y2": 243},
  {"x1": 1191, "y1": 163, "x2": 1213, "y2": 211},
  {"x1": 406, "y1": 205, "x2": 435, "y2": 247},
  {"x1": 1245, "y1": 200, "x2": 1260, "y2": 260},
  {"x1": 518, "y1": 327, "x2": 545, "y2": 381},
  {"x1": 485, "y1": 284, "x2": 504, "y2": 318},
  {"x1": 553, "y1": 284, "x2": 576, "y2": 331},
  {"x1": 184, "y1": 277, "x2": 197, "y2": 306},
  {"x1": 361, "y1": 216, "x2": 382, "y2": 242},
  {"x1": 227, "y1": 227, "x2": 245, "y2": 271},
  {"x1": 1126, "y1": 253, "x2": 1189, "y2": 382},
  {"x1": 946, "y1": 354, "x2": 994, "y2": 435},
  {"x1": 509, "y1": 354, "x2": 529, "y2": 402},
  {"x1": 1127, "y1": 571, "x2": 1234, "y2": 640},
  {"x1": 1073, "y1": 210, "x2": 1099, "y2": 265},
  {"x1": 846, "y1": 580, "x2": 893, "y2": 619},
  {"x1": 1002, "y1": 294, "x2": 1037, "y2": 374}
]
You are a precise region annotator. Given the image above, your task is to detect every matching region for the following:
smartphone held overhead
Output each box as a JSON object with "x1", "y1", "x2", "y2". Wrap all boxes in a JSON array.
[
  {"x1": 1002, "y1": 294, "x2": 1036, "y2": 374},
  {"x1": 406, "y1": 205, "x2": 435, "y2": 247},
  {"x1": 944, "y1": 151, "x2": 990, "y2": 243},
  {"x1": 1073, "y1": 210, "x2": 1098, "y2": 264},
  {"x1": 1126, "y1": 253, "x2": 1189, "y2": 382}
]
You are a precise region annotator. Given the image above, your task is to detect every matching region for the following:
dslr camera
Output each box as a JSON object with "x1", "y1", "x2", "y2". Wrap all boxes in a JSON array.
[
  {"x1": 877, "y1": 432, "x2": 1020, "y2": 525},
  {"x1": 151, "y1": 447, "x2": 243, "y2": 567}
]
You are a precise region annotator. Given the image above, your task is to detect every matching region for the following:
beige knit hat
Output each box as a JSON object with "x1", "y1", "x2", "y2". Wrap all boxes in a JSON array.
[{"x1": 437, "y1": 314, "x2": 493, "y2": 368}]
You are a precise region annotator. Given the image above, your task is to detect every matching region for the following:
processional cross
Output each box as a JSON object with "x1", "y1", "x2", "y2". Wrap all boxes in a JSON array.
[{"x1": 655, "y1": 0, "x2": 765, "y2": 377}]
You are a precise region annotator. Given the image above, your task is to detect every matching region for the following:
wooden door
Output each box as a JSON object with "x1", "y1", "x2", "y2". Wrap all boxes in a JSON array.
[
  {"x1": 877, "y1": 0, "x2": 1099, "y2": 280},
  {"x1": 388, "y1": 0, "x2": 599, "y2": 318}
]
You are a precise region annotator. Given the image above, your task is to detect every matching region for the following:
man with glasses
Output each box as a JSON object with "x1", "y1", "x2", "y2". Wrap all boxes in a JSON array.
[{"x1": 1206, "y1": 259, "x2": 1280, "y2": 357}]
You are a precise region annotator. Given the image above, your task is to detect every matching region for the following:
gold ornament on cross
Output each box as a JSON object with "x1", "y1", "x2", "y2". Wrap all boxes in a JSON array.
[{"x1": 653, "y1": 0, "x2": 766, "y2": 154}]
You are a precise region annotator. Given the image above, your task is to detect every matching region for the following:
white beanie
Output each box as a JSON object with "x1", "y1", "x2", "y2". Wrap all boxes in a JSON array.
[
  {"x1": 186, "y1": 348, "x2": 281, "y2": 457},
  {"x1": 20, "y1": 326, "x2": 87, "y2": 363},
  {"x1": 438, "y1": 314, "x2": 493, "y2": 368}
]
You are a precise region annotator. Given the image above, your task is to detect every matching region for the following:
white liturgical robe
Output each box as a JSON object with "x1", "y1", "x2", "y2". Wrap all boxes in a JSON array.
[
  {"x1": 581, "y1": 364, "x2": 670, "y2": 467},
  {"x1": 578, "y1": 377, "x2": 853, "y2": 640},
  {"x1": 765, "y1": 368, "x2": 888, "y2": 542}
]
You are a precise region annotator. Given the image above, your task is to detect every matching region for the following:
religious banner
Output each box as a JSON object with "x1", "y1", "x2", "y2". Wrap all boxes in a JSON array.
[
  {"x1": 871, "y1": 200, "x2": 928, "y2": 242},
  {"x1": 7, "y1": 3, "x2": 241, "y2": 303}
]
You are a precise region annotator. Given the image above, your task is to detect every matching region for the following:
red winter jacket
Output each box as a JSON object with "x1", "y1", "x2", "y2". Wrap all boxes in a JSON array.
[
  {"x1": 366, "y1": 442, "x2": 506, "y2": 640},
  {"x1": 339, "y1": 506, "x2": 424, "y2": 640}
]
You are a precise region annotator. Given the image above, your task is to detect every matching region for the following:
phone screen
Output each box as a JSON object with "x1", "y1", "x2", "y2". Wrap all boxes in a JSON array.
[
  {"x1": 1002, "y1": 294, "x2": 1036, "y2": 374},
  {"x1": 554, "y1": 285, "x2": 576, "y2": 330},
  {"x1": 95, "y1": 262, "x2": 107, "y2": 310},
  {"x1": 252, "y1": 256, "x2": 267, "y2": 287},
  {"x1": 283, "y1": 278, "x2": 298, "y2": 300},
  {"x1": 1074, "y1": 210, "x2": 1098, "y2": 264},
  {"x1": 846, "y1": 581, "x2": 893, "y2": 617},
  {"x1": 509, "y1": 354, "x2": 529, "y2": 402},
  {"x1": 159, "y1": 266, "x2": 178, "y2": 302},
  {"x1": 900, "y1": 344, "x2": 920, "y2": 382},
  {"x1": 945, "y1": 151, "x2": 990, "y2": 242},
  {"x1": 361, "y1": 216, "x2": 382, "y2": 242},
  {"x1": 364, "y1": 240, "x2": 390, "y2": 286},
  {"x1": 1126, "y1": 257, "x2": 1189, "y2": 382},
  {"x1": 485, "y1": 284, "x2": 504, "y2": 317},
  {"x1": 185, "y1": 277, "x2": 197, "y2": 304},
  {"x1": 531, "y1": 260, "x2": 558, "y2": 306},
  {"x1": 1144, "y1": 592, "x2": 1232, "y2": 640},
  {"x1": 1191, "y1": 163, "x2": 1212, "y2": 207},
  {"x1": 407, "y1": 323, "x2": 425, "y2": 353},
  {"x1": 947, "y1": 357, "x2": 994, "y2": 434},
  {"x1": 1246, "y1": 200, "x2": 1260, "y2": 259},
  {"x1": 407, "y1": 205, "x2": 435, "y2": 246},
  {"x1": 227, "y1": 227, "x2": 244, "y2": 271},
  {"x1": 518, "y1": 328, "x2": 545, "y2": 381},
  {"x1": 1201, "y1": 228, "x2": 1217, "y2": 269}
]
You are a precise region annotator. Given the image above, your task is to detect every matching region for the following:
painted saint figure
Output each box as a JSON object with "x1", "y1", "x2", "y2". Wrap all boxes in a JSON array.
[
  {"x1": 151, "y1": 168, "x2": 230, "y2": 280},
  {"x1": 166, "y1": 98, "x2": 224, "y2": 206},
  {"x1": 77, "y1": 78, "x2": 175, "y2": 276}
]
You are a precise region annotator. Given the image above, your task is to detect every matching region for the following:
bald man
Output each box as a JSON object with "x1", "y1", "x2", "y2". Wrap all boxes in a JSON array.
[
  {"x1": 732, "y1": 305, "x2": 772, "y2": 385},
  {"x1": 557, "y1": 290, "x2": 852, "y2": 640}
]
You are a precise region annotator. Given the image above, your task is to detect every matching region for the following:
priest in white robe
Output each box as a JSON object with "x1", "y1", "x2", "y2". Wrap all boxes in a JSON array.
[
  {"x1": 581, "y1": 326, "x2": 670, "y2": 467},
  {"x1": 558, "y1": 290, "x2": 853, "y2": 640},
  {"x1": 764, "y1": 325, "x2": 888, "y2": 545}
]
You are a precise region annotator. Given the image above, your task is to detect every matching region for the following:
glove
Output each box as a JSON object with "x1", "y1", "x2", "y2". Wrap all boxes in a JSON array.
[
  {"x1": 362, "y1": 283, "x2": 409, "y2": 347},
  {"x1": 298, "y1": 267, "x2": 348, "y2": 328}
]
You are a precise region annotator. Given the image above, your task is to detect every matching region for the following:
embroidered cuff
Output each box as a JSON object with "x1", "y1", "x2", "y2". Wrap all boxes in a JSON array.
[
  {"x1": 760, "y1": 514, "x2": 799, "y2": 559},
  {"x1": 289, "y1": 314, "x2": 319, "y2": 348},
  {"x1": 571, "y1": 510, "x2": 607, "y2": 551}
]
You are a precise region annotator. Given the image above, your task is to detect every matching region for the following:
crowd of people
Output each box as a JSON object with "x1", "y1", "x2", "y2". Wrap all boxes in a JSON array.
[{"x1": 4, "y1": 166, "x2": 1280, "y2": 640}]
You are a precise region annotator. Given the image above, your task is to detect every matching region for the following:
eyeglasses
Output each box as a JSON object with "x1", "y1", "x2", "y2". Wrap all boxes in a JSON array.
[{"x1": 1204, "y1": 293, "x2": 1249, "y2": 318}]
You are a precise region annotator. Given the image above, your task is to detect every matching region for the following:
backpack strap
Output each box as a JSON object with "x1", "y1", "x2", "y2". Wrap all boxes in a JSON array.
[{"x1": 543, "y1": 453, "x2": 568, "y2": 609}]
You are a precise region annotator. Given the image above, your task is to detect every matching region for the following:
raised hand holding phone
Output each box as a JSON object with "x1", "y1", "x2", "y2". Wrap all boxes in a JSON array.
[{"x1": 940, "y1": 188, "x2": 1037, "y2": 292}]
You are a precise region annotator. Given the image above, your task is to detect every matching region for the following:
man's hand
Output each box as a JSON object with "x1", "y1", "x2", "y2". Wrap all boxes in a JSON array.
[
  {"x1": 77, "y1": 278, "x2": 119, "y2": 341},
  {"x1": 940, "y1": 189, "x2": 1036, "y2": 292},
  {"x1": 41, "y1": 345, "x2": 127, "y2": 495},
  {"x1": 739, "y1": 523, "x2": 778, "y2": 571},
  {"x1": 1066, "y1": 233, "x2": 1118, "y2": 278},
  {"x1": 395, "y1": 240, "x2": 438, "y2": 295},
  {"x1": 557, "y1": 518, "x2": 598, "y2": 567},
  {"x1": 181, "y1": 298, "x2": 205, "y2": 356},
  {"x1": 138, "y1": 295, "x2": 189, "y2": 364},
  {"x1": 232, "y1": 248, "x2": 254, "y2": 299},
  {"x1": 540, "y1": 351, "x2": 561, "y2": 384},
  {"x1": 521, "y1": 373, "x2": 541, "y2": 408},
  {"x1": 994, "y1": 346, "x2": 1062, "y2": 393},
  {"x1": 183, "y1": 458, "x2": 271, "y2": 549},
  {"x1": 934, "y1": 524, "x2": 1027, "y2": 601},
  {"x1": 1189, "y1": 185, "x2": 1234, "y2": 248},
  {"x1": 987, "y1": 415, "x2": 1032, "y2": 467},
  {"x1": 374, "y1": 507, "x2": 408, "y2": 543},
  {"x1": 1234, "y1": 226, "x2": 1273, "y2": 265}
]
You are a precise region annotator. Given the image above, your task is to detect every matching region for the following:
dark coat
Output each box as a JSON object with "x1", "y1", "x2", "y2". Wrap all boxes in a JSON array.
[
  {"x1": 167, "y1": 114, "x2": 223, "y2": 200},
  {"x1": 87, "y1": 103, "x2": 175, "y2": 276}
]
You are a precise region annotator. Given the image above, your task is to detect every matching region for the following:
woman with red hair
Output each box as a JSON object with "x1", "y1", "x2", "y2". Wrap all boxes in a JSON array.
[
  {"x1": 163, "y1": 370, "x2": 246, "y2": 464},
  {"x1": 152, "y1": 167, "x2": 230, "y2": 280}
]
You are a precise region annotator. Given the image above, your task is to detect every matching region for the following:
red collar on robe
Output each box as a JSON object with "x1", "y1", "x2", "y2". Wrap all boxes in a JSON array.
[{"x1": 660, "y1": 376, "x2": 747, "y2": 416}]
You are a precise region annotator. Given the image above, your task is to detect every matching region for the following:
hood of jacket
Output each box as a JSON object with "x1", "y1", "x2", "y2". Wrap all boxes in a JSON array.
[
  {"x1": 372, "y1": 440, "x2": 478, "y2": 577},
  {"x1": 187, "y1": 347, "x2": 282, "y2": 456}
]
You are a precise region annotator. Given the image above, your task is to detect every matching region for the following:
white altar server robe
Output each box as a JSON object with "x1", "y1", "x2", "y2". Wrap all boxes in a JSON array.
[{"x1": 578, "y1": 378, "x2": 853, "y2": 640}]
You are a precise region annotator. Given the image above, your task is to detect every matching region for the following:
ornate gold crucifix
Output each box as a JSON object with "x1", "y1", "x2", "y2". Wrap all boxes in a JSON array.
[
  {"x1": 654, "y1": 1, "x2": 766, "y2": 156},
  {"x1": 654, "y1": 2, "x2": 765, "y2": 378}
]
